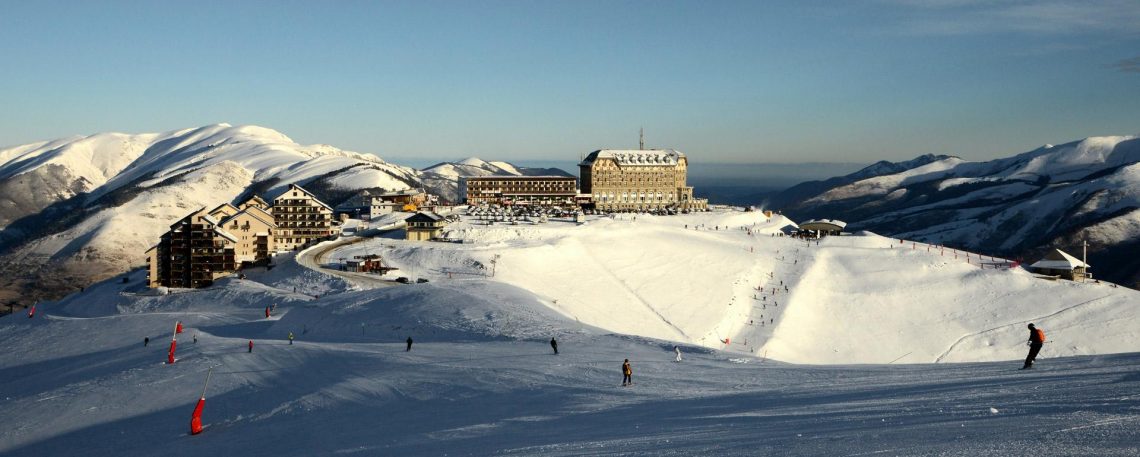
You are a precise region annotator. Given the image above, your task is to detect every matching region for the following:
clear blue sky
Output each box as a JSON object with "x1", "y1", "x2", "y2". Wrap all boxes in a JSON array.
[{"x1": 1, "y1": 0, "x2": 1138, "y2": 164}]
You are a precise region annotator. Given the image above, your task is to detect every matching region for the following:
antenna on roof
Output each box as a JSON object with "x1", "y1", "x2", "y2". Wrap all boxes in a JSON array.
[{"x1": 639, "y1": 127, "x2": 644, "y2": 151}]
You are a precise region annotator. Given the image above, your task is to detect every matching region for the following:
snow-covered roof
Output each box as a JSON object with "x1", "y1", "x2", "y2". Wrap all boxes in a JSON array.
[
  {"x1": 580, "y1": 149, "x2": 684, "y2": 167},
  {"x1": 214, "y1": 228, "x2": 239, "y2": 243},
  {"x1": 405, "y1": 211, "x2": 445, "y2": 223},
  {"x1": 1029, "y1": 249, "x2": 1089, "y2": 270},
  {"x1": 799, "y1": 219, "x2": 848, "y2": 230},
  {"x1": 273, "y1": 184, "x2": 332, "y2": 210}
]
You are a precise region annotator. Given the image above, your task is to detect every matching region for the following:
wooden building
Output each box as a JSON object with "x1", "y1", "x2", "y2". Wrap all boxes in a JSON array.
[
  {"x1": 461, "y1": 176, "x2": 578, "y2": 206},
  {"x1": 579, "y1": 149, "x2": 708, "y2": 212},
  {"x1": 1029, "y1": 249, "x2": 1090, "y2": 281},
  {"x1": 273, "y1": 184, "x2": 334, "y2": 251},
  {"x1": 145, "y1": 207, "x2": 238, "y2": 288},
  {"x1": 405, "y1": 212, "x2": 448, "y2": 241}
]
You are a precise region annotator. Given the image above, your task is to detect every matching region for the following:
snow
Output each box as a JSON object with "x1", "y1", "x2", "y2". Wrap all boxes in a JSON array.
[
  {"x1": 0, "y1": 124, "x2": 425, "y2": 296},
  {"x1": 2, "y1": 209, "x2": 1139, "y2": 455}
]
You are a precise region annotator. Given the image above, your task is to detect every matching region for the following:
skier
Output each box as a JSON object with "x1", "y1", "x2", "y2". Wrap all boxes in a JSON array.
[
  {"x1": 264, "y1": 306, "x2": 271, "y2": 319},
  {"x1": 144, "y1": 337, "x2": 150, "y2": 347},
  {"x1": 622, "y1": 359, "x2": 633, "y2": 386},
  {"x1": 550, "y1": 337, "x2": 558, "y2": 355},
  {"x1": 248, "y1": 340, "x2": 254, "y2": 353},
  {"x1": 288, "y1": 332, "x2": 294, "y2": 345},
  {"x1": 193, "y1": 334, "x2": 198, "y2": 344},
  {"x1": 406, "y1": 336, "x2": 413, "y2": 352},
  {"x1": 1022, "y1": 323, "x2": 1045, "y2": 369},
  {"x1": 674, "y1": 346, "x2": 682, "y2": 362}
]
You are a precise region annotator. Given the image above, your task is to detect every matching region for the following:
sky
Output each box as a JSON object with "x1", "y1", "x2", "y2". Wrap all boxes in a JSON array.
[{"x1": 1, "y1": 0, "x2": 1138, "y2": 165}]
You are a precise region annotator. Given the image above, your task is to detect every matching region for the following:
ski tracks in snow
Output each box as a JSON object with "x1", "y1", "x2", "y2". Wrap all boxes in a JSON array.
[{"x1": 934, "y1": 294, "x2": 1116, "y2": 363}]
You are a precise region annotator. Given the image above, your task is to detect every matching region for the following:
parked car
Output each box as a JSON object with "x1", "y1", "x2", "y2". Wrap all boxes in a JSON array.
[
  {"x1": 396, "y1": 277, "x2": 411, "y2": 284},
  {"x1": 416, "y1": 278, "x2": 429, "y2": 284}
]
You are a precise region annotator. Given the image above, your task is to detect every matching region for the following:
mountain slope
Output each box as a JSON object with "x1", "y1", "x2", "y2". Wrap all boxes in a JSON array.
[
  {"x1": 780, "y1": 136, "x2": 1140, "y2": 287},
  {"x1": 0, "y1": 124, "x2": 422, "y2": 305}
]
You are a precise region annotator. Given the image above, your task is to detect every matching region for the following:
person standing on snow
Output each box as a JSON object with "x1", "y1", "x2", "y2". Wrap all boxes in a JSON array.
[
  {"x1": 248, "y1": 340, "x2": 254, "y2": 353},
  {"x1": 144, "y1": 337, "x2": 150, "y2": 347},
  {"x1": 674, "y1": 346, "x2": 682, "y2": 362},
  {"x1": 622, "y1": 359, "x2": 633, "y2": 386},
  {"x1": 288, "y1": 332, "x2": 294, "y2": 345},
  {"x1": 1023, "y1": 323, "x2": 1045, "y2": 369},
  {"x1": 550, "y1": 337, "x2": 558, "y2": 355},
  {"x1": 406, "y1": 337, "x2": 413, "y2": 352}
]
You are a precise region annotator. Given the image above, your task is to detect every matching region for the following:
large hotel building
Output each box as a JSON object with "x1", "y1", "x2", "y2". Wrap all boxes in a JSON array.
[
  {"x1": 579, "y1": 149, "x2": 707, "y2": 212},
  {"x1": 462, "y1": 176, "x2": 578, "y2": 206}
]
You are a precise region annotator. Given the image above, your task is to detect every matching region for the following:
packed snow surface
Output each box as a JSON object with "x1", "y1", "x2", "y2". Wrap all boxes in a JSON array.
[{"x1": 2, "y1": 209, "x2": 1138, "y2": 456}]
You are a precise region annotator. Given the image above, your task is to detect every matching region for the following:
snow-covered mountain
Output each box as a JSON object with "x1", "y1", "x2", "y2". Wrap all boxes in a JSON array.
[
  {"x1": 779, "y1": 136, "x2": 1140, "y2": 287},
  {"x1": 0, "y1": 124, "x2": 422, "y2": 305},
  {"x1": 419, "y1": 157, "x2": 574, "y2": 203}
]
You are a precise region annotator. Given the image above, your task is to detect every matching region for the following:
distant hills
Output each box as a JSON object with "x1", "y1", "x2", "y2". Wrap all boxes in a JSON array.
[{"x1": 773, "y1": 136, "x2": 1140, "y2": 287}]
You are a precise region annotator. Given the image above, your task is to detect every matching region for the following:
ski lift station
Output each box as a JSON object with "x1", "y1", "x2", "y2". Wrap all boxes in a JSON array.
[
  {"x1": 797, "y1": 219, "x2": 847, "y2": 237},
  {"x1": 1029, "y1": 248, "x2": 1091, "y2": 281}
]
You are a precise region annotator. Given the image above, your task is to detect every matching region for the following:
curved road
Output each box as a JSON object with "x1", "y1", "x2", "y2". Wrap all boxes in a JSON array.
[{"x1": 296, "y1": 222, "x2": 405, "y2": 289}]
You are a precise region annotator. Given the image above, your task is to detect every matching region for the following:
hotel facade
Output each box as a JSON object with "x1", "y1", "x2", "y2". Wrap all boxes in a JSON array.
[{"x1": 579, "y1": 149, "x2": 707, "y2": 212}]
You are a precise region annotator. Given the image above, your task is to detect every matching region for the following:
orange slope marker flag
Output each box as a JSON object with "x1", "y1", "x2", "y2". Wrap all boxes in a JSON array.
[{"x1": 190, "y1": 368, "x2": 213, "y2": 435}]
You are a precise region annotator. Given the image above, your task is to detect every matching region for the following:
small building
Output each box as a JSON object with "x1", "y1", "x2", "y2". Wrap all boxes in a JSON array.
[
  {"x1": 337, "y1": 189, "x2": 428, "y2": 219},
  {"x1": 405, "y1": 212, "x2": 448, "y2": 241},
  {"x1": 798, "y1": 219, "x2": 847, "y2": 237},
  {"x1": 1029, "y1": 249, "x2": 1090, "y2": 281}
]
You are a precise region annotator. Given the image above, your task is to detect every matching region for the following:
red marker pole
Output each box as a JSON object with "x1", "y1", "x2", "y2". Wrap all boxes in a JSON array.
[
  {"x1": 27, "y1": 302, "x2": 36, "y2": 318},
  {"x1": 167, "y1": 323, "x2": 178, "y2": 364},
  {"x1": 190, "y1": 368, "x2": 213, "y2": 435},
  {"x1": 176, "y1": 321, "x2": 183, "y2": 334}
]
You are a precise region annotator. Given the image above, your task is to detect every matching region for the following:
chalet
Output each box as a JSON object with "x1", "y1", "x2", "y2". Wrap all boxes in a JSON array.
[
  {"x1": 1029, "y1": 249, "x2": 1090, "y2": 281},
  {"x1": 405, "y1": 212, "x2": 447, "y2": 241}
]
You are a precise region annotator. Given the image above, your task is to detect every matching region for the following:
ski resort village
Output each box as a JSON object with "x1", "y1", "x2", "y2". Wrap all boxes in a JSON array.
[{"x1": 1, "y1": 125, "x2": 1138, "y2": 456}]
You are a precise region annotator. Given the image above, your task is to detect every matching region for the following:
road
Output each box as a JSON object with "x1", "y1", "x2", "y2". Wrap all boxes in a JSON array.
[{"x1": 295, "y1": 222, "x2": 405, "y2": 289}]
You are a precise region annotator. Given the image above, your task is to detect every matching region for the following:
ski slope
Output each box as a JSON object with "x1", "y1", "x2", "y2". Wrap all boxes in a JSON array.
[
  {"x1": 2, "y1": 209, "x2": 1139, "y2": 455},
  {"x1": 333, "y1": 209, "x2": 1140, "y2": 364}
]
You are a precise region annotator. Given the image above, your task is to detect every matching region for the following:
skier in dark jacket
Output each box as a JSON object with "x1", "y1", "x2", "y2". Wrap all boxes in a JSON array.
[
  {"x1": 550, "y1": 337, "x2": 558, "y2": 354},
  {"x1": 144, "y1": 337, "x2": 150, "y2": 347},
  {"x1": 1023, "y1": 323, "x2": 1044, "y2": 369},
  {"x1": 406, "y1": 337, "x2": 413, "y2": 352},
  {"x1": 622, "y1": 359, "x2": 632, "y2": 386}
]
